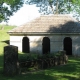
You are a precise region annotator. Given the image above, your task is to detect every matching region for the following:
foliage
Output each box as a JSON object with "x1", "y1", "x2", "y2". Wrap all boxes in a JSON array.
[
  {"x1": 18, "y1": 53, "x2": 38, "y2": 62},
  {"x1": 18, "y1": 51, "x2": 65, "y2": 62},
  {"x1": 26, "y1": 0, "x2": 80, "y2": 20},
  {"x1": 0, "y1": 0, "x2": 23, "y2": 22}
]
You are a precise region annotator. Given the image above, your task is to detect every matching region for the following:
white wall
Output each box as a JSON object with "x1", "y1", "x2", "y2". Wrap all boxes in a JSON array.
[
  {"x1": 10, "y1": 34, "x2": 80, "y2": 56},
  {"x1": 10, "y1": 35, "x2": 23, "y2": 51},
  {"x1": 72, "y1": 35, "x2": 80, "y2": 56}
]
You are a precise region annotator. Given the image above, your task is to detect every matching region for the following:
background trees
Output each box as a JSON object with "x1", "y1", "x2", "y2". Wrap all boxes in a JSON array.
[
  {"x1": 0, "y1": 0, "x2": 23, "y2": 22},
  {"x1": 0, "y1": 0, "x2": 80, "y2": 22},
  {"x1": 26, "y1": 0, "x2": 80, "y2": 20}
]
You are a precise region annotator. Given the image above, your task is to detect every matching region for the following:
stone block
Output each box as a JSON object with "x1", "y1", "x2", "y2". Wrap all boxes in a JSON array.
[{"x1": 4, "y1": 45, "x2": 18, "y2": 76}]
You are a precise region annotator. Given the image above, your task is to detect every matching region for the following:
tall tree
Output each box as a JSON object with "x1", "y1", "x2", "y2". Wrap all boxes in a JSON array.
[
  {"x1": 0, "y1": 0, "x2": 23, "y2": 22},
  {"x1": 26, "y1": 0, "x2": 80, "y2": 20}
]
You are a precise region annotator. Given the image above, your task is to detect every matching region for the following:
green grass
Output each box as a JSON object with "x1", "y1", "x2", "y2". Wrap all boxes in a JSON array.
[
  {"x1": 0, "y1": 25, "x2": 80, "y2": 80},
  {"x1": 0, "y1": 25, "x2": 16, "y2": 55},
  {"x1": 0, "y1": 25, "x2": 16, "y2": 73},
  {"x1": 0, "y1": 57, "x2": 80, "y2": 80}
]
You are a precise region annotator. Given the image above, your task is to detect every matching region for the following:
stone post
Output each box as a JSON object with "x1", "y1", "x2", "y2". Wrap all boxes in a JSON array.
[{"x1": 4, "y1": 45, "x2": 18, "y2": 76}]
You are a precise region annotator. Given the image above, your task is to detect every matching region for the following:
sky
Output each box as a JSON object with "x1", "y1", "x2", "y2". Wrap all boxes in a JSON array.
[
  {"x1": 8, "y1": 4, "x2": 40, "y2": 26},
  {"x1": 1, "y1": 3, "x2": 79, "y2": 26}
]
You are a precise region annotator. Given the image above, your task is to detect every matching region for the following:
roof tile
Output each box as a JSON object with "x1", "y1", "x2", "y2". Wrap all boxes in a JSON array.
[{"x1": 8, "y1": 14, "x2": 80, "y2": 34}]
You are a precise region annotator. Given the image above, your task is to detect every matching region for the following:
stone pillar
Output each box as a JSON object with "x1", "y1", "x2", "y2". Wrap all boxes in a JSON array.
[{"x1": 4, "y1": 45, "x2": 18, "y2": 76}]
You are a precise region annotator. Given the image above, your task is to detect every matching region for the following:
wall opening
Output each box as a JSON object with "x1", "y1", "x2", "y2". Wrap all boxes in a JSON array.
[
  {"x1": 63, "y1": 37, "x2": 72, "y2": 55},
  {"x1": 42, "y1": 37, "x2": 50, "y2": 54},
  {"x1": 22, "y1": 37, "x2": 30, "y2": 53}
]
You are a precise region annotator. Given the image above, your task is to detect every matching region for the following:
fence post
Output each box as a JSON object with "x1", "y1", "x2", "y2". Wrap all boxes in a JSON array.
[{"x1": 4, "y1": 45, "x2": 18, "y2": 76}]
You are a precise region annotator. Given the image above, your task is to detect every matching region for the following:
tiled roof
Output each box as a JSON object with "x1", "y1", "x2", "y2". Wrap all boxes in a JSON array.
[{"x1": 8, "y1": 14, "x2": 80, "y2": 34}]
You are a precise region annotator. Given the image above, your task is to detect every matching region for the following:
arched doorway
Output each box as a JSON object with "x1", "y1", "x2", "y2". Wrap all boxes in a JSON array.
[
  {"x1": 22, "y1": 37, "x2": 30, "y2": 53},
  {"x1": 63, "y1": 37, "x2": 72, "y2": 55},
  {"x1": 42, "y1": 37, "x2": 50, "y2": 54}
]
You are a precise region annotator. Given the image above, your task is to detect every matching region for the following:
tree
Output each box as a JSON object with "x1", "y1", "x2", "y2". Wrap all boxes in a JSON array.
[
  {"x1": 0, "y1": 0, "x2": 23, "y2": 22},
  {"x1": 26, "y1": 0, "x2": 80, "y2": 20}
]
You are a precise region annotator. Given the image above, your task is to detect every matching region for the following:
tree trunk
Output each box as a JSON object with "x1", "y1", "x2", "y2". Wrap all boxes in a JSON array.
[
  {"x1": 49, "y1": 0, "x2": 54, "y2": 14},
  {"x1": 49, "y1": 0, "x2": 59, "y2": 14},
  {"x1": 55, "y1": 0, "x2": 58, "y2": 14}
]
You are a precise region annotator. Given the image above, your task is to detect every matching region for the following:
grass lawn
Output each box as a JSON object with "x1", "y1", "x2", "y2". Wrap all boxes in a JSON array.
[{"x1": 0, "y1": 25, "x2": 80, "y2": 80}]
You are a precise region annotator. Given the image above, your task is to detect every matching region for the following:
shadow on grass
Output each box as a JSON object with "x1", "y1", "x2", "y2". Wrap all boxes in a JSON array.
[
  {"x1": 0, "y1": 54, "x2": 4, "y2": 75},
  {"x1": 1, "y1": 40, "x2": 10, "y2": 45},
  {"x1": 0, "y1": 71, "x2": 56, "y2": 80},
  {"x1": 47, "y1": 61, "x2": 80, "y2": 74},
  {"x1": 63, "y1": 75, "x2": 80, "y2": 80},
  {"x1": 0, "y1": 54, "x2": 80, "y2": 80},
  {"x1": 43, "y1": 56, "x2": 80, "y2": 80}
]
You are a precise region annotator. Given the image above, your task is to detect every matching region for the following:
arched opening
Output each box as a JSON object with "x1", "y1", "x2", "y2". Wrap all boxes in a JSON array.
[
  {"x1": 22, "y1": 37, "x2": 30, "y2": 53},
  {"x1": 42, "y1": 37, "x2": 50, "y2": 54},
  {"x1": 63, "y1": 37, "x2": 72, "y2": 55}
]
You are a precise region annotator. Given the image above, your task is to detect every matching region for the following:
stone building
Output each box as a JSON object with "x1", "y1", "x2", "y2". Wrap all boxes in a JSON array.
[{"x1": 8, "y1": 14, "x2": 80, "y2": 56}]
